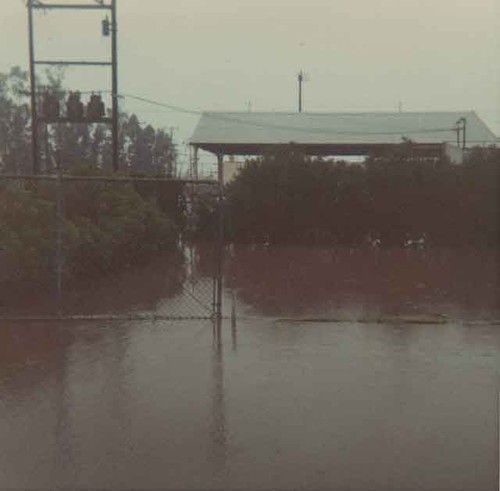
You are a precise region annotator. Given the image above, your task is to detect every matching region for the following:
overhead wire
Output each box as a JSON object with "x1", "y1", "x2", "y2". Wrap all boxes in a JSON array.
[
  {"x1": 119, "y1": 93, "x2": 460, "y2": 137},
  {"x1": 23, "y1": 88, "x2": 463, "y2": 137},
  {"x1": 120, "y1": 93, "x2": 201, "y2": 117},
  {"x1": 28, "y1": 88, "x2": 474, "y2": 140}
]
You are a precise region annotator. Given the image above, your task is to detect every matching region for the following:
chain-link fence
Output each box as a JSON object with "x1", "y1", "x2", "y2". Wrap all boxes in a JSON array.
[{"x1": 0, "y1": 174, "x2": 223, "y2": 321}]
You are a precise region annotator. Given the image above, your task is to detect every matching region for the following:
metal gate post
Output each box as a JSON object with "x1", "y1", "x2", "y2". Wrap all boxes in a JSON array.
[
  {"x1": 54, "y1": 167, "x2": 64, "y2": 316},
  {"x1": 215, "y1": 153, "x2": 224, "y2": 323}
]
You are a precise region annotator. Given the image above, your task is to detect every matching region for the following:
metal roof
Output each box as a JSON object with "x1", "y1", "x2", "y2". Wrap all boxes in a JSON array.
[{"x1": 190, "y1": 111, "x2": 497, "y2": 155}]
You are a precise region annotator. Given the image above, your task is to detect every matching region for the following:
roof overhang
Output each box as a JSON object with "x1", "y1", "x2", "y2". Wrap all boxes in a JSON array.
[
  {"x1": 190, "y1": 111, "x2": 497, "y2": 157},
  {"x1": 192, "y1": 141, "x2": 446, "y2": 157}
]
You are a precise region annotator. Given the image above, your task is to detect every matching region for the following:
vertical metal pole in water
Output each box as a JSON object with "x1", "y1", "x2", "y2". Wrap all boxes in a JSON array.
[
  {"x1": 210, "y1": 154, "x2": 224, "y2": 343},
  {"x1": 55, "y1": 167, "x2": 63, "y2": 316},
  {"x1": 212, "y1": 230, "x2": 218, "y2": 333},
  {"x1": 496, "y1": 368, "x2": 499, "y2": 491},
  {"x1": 209, "y1": 324, "x2": 226, "y2": 471},
  {"x1": 44, "y1": 123, "x2": 50, "y2": 173},
  {"x1": 231, "y1": 290, "x2": 237, "y2": 351},
  {"x1": 216, "y1": 154, "x2": 224, "y2": 323},
  {"x1": 193, "y1": 146, "x2": 199, "y2": 181}
]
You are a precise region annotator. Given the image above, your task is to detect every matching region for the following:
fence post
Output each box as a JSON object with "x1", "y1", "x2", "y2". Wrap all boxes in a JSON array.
[
  {"x1": 215, "y1": 154, "x2": 224, "y2": 323},
  {"x1": 231, "y1": 290, "x2": 237, "y2": 351},
  {"x1": 54, "y1": 167, "x2": 64, "y2": 316}
]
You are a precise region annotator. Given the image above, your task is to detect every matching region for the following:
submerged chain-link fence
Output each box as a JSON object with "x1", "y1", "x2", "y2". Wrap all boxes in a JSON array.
[{"x1": 0, "y1": 174, "x2": 223, "y2": 320}]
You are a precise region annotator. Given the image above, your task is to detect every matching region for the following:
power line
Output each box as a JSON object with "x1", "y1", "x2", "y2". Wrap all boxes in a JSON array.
[
  {"x1": 119, "y1": 93, "x2": 459, "y2": 137},
  {"x1": 22, "y1": 87, "x2": 468, "y2": 138},
  {"x1": 121, "y1": 93, "x2": 201, "y2": 116}
]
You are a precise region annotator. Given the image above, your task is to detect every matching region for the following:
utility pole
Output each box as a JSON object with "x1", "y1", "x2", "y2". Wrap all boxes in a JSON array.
[
  {"x1": 111, "y1": 0, "x2": 119, "y2": 171},
  {"x1": 166, "y1": 127, "x2": 177, "y2": 177},
  {"x1": 461, "y1": 117, "x2": 466, "y2": 150},
  {"x1": 27, "y1": 0, "x2": 39, "y2": 174},
  {"x1": 27, "y1": 0, "x2": 119, "y2": 173},
  {"x1": 455, "y1": 117, "x2": 467, "y2": 150},
  {"x1": 298, "y1": 70, "x2": 304, "y2": 113}
]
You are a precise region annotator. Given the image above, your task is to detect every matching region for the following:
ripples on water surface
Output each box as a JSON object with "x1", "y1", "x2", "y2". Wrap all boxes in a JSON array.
[{"x1": 0, "y1": 246, "x2": 498, "y2": 490}]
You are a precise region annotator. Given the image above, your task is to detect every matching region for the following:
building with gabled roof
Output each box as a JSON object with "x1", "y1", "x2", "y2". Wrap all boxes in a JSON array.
[{"x1": 189, "y1": 111, "x2": 497, "y2": 180}]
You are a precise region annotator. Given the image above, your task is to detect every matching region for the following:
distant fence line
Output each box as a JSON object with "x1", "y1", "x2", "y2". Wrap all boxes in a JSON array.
[{"x1": 0, "y1": 174, "x2": 217, "y2": 185}]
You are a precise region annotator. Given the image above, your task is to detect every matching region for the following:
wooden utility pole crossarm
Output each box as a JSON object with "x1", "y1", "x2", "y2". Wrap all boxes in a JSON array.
[
  {"x1": 31, "y1": 3, "x2": 112, "y2": 10},
  {"x1": 35, "y1": 60, "x2": 112, "y2": 66}
]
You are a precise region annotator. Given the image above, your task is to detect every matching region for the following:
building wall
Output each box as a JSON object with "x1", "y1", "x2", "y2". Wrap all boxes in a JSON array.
[
  {"x1": 444, "y1": 143, "x2": 464, "y2": 164},
  {"x1": 223, "y1": 158, "x2": 246, "y2": 183}
]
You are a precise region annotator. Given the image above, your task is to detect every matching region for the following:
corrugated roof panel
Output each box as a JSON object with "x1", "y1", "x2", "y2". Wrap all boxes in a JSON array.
[{"x1": 190, "y1": 111, "x2": 497, "y2": 147}]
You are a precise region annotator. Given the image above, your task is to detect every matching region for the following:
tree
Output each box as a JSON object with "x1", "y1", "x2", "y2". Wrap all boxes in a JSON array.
[
  {"x1": 0, "y1": 67, "x2": 31, "y2": 174},
  {"x1": 121, "y1": 115, "x2": 175, "y2": 174},
  {"x1": 0, "y1": 66, "x2": 177, "y2": 175},
  {"x1": 225, "y1": 144, "x2": 499, "y2": 248}
]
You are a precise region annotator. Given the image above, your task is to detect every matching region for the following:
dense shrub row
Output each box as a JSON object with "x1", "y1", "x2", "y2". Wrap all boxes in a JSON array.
[
  {"x1": 0, "y1": 145, "x2": 497, "y2": 292},
  {"x1": 225, "y1": 146, "x2": 499, "y2": 247},
  {"x1": 0, "y1": 168, "x2": 183, "y2": 285}
]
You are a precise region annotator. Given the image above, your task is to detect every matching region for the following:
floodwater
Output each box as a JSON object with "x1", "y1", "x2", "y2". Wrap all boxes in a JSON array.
[{"x1": 0, "y1": 246, "x2": 499, "y2": 490}]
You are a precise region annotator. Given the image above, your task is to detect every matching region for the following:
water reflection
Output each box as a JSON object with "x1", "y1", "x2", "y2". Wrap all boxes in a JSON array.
[
  {"x1": 231, "y1": 292, "x2": 238, "y2": 352},
  {"x1": 0, "y1": 322, "x2": 71, "y2": 486},
  {"x1": 0, "y1": 243, "x2": 223, "y2": 319},
  {"x1": 209, "y1": 318, "x2": 228, "y2": 477},
  {"x1": 225, "y1": 245, "x2": 500, "y2": 319},
  {"x1": 0, "y1": 252, "x2": 186, "y2": 317},
  {"x1": 0, "y1": 322, "x2": 70, "y2": 396},
  {"x1": 62, "y1": 254, "x2": 186, "y2": 315},
  {"x1": 52, "y1": 343, "x2": 73, "y2": 485},
  {"x1": 0, "y1": 246, "x2": 498, "y2": 490}
]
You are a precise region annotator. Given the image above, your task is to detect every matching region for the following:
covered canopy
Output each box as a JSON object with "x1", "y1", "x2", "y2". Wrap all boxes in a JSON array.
[{"x1": 190, "y1": 111, "x2": 497, "y2": 157}]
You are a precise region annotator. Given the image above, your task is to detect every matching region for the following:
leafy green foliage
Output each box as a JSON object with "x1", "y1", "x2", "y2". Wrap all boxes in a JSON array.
[
  {"x1": 0, "y1": 172, "x2": 181, "y2": 284},
  {"x1": 225, "y1": 146, "x2": 499, "y2": 247},
  {"x1": 0, "y1": 65, "x2": 183, "y2": 287},
  {"x1": 0, "y1": 184, "x2": 54, "y2": 279},
  {"x1": 64, "y1": 179, "x2": 178, "y2": 277},
  {"x1": 0, "y1": 66, "x2": 176, "y2": 175},
  {"x1": 0, "y1": 67, "x2": 31, "y2": 174}
]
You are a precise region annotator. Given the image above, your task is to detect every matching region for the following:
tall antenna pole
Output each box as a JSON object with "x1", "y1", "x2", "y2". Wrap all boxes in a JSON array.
[
  {"x1": 28, "y1": 0, "x2": 40, "y2": 174},
  {"x1": 111, "y1": 0, "x2": 119, "y2": 171},
  {"x1": 298, "y1": 70, "x2": 303, "y2": 113},
  {"x1": 462, "y1": 118, "x2": 466, "y2": 150}
]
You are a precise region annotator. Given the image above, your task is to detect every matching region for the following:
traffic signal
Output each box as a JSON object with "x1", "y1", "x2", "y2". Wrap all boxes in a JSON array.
[{"x1": 102, "y1": 17, "x2": 110, "y2": 36}]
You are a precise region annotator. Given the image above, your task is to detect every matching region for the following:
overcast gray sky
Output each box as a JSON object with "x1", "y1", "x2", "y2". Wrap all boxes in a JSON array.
[{"x1": 2, "y1": 0, "x2": 499, "y2": 166}]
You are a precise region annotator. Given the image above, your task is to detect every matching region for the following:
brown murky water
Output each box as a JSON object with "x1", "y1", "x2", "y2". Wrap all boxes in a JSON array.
[{"x1": 0, "y1": 246, "x2": 498, "y2": 490}]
